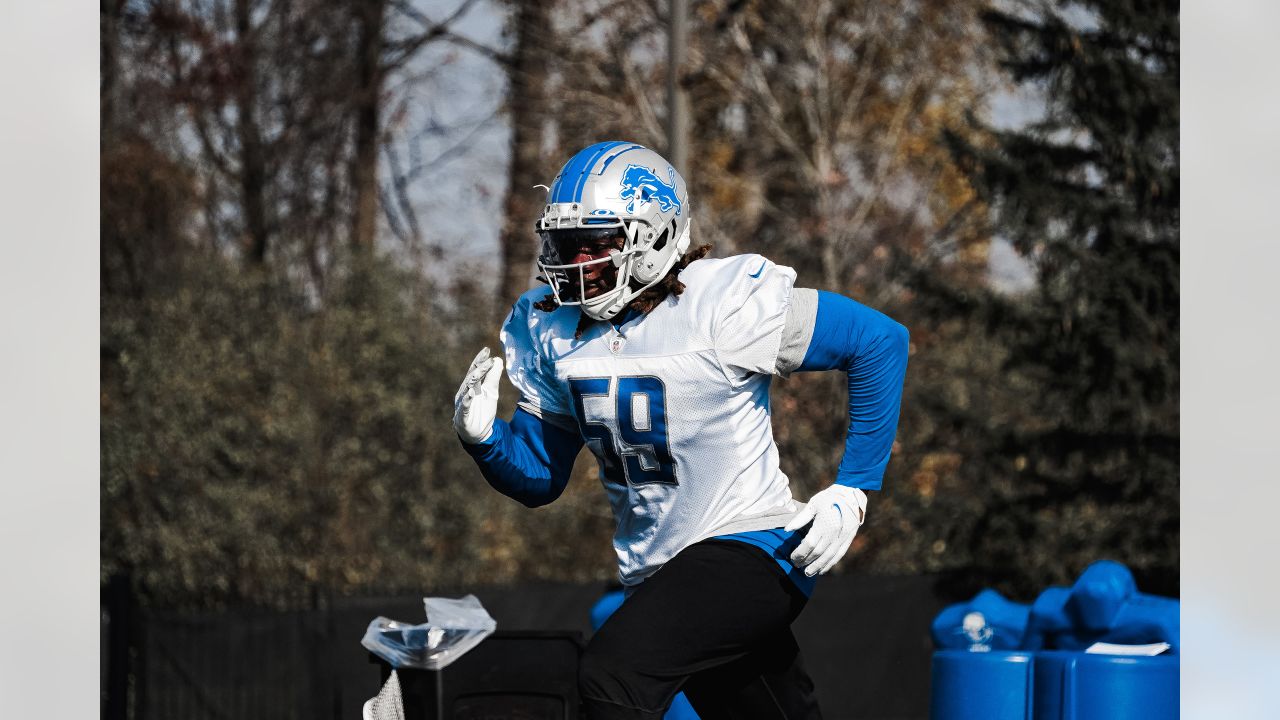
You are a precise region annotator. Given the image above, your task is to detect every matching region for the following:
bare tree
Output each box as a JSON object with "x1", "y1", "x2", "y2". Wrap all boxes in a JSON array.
[
  {"x1": 350, "y1": 0, "x2": 389, "y2": 251},
  {"x1": 696, "y1": 0, "x2": 992, "y2": 295},
  {"x1": 109, "y1": 0, "x2": 488, "y2": 286},
  {"x1": 101, "y1": 0, "x2": 126, "y2": 137},
  {"x1": 140, "y1": 0, "x2": 352, "y2": 268},
  {"x1": 497, "y1": 0, "x2": 553, "y2": 314},
  {"x1": 551, "y1": 0, "x2": 991, "y2": 300},
  {"x1": 234, "y1": 0, "x2": 272, "y2": 262}
]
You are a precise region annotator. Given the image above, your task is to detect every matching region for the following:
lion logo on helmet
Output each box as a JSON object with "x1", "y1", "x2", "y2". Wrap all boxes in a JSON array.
[{"x1": 619, "y1": 164, "x2": 683, "y2": 216}]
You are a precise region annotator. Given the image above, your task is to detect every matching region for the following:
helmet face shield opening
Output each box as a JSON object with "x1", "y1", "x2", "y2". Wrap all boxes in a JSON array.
[
  {"x1": 537, "y1": 227, "x2": 629, "y2": 306},
  {"x1": 538, "y1": 227, "x2": 625, "y2": 265}
]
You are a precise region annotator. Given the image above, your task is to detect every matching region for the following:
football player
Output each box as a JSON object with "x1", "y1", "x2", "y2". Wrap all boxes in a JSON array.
[{"x1": 454, "y1": 142, "x2": 909, "y2": 719}]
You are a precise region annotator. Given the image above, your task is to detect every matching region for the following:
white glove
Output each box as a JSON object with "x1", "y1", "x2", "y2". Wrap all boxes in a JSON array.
[
  {"x1": 784, "y1": 484, "x2": 868, "y2": 577},
  {"x1": 453, "y1": 347, "x2": 504, "y2": 444}
]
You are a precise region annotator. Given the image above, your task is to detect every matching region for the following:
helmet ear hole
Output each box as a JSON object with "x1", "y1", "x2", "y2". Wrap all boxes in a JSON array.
[{"x1": 652, "y1": 226, "x2": 670, "y2": 252}]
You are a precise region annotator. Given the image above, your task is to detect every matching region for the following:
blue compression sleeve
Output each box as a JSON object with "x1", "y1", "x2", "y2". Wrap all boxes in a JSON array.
[
  {"x1": 461, "y1": 407, "x2": 584, "y2": 507},
  {"x1": 797, "y1": 290, "x2": 910, "y2": 490}
]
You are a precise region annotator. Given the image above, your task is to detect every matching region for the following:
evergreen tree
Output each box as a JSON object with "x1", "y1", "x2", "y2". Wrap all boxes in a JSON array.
[{"x1": 914, "y1": 0, "x2": 1179, "y2": 595}]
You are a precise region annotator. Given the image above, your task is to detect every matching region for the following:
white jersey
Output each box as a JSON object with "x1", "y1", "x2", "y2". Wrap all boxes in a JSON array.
[{"x1": 501, "y1": 254, "x2": 817, "y2": 586}]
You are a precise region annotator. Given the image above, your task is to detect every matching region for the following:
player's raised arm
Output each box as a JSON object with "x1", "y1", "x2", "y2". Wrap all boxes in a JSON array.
[
  {"x1": 453, "y1": 346, "x2": 584, "y2": 508},
  {"x1": 782, "y1": 288, "x2": 910, "y2": 576}
]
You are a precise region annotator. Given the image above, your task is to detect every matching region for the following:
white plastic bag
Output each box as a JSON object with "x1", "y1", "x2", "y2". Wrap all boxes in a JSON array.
[{"x1": 360, "y1": 594, "x2": 496, "y2": 670}]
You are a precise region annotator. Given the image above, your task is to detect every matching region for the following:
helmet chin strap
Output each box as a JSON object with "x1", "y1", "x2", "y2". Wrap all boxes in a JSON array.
[
  {"x1": 582, "y1": 301, "x2": 623, "y2": 321},
  {"x1": 581, "y1": 249, "x2": 636, "y2": 321}
]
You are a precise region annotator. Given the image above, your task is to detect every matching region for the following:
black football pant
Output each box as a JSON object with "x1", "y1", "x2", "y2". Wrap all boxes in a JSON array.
[{"x1": 579, "y1": 539, "x2": 823, "y2": 720}]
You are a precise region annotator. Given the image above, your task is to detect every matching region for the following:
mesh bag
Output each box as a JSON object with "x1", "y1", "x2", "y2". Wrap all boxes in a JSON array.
[{"x1": 362, "y1": 669, "x2": 404, "y2": 720}]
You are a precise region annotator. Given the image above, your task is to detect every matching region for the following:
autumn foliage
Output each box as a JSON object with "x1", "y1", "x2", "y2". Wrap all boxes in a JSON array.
[{"x1": 101, "y1": 0, "x2": 1178, "y2": 607}]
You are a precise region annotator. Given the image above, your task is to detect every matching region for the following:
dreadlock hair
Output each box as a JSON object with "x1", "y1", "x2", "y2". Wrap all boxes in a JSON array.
[{"x1": 533, "y1": 243, "x2": 714, "y2": 339}]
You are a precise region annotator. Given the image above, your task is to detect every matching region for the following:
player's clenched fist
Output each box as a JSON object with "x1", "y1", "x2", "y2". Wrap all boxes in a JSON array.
[
  {"x1": 453, "y1": 347, "x2": 504, "y2": 444},
  {"x1": 784, "y1": 485, "x2": 868, "y2": 577}
]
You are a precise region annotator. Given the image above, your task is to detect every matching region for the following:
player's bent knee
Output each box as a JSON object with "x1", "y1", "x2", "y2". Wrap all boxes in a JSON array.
[
  {"x1": 578, "y1": 641, "x2": 633, "y2": 696},
  {"x1": 580, "y1": 640, "x2": 675, "y2": 712}
]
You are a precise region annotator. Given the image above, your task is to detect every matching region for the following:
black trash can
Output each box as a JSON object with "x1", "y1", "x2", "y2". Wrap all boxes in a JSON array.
[{"x1": 370, "y1": 630, "x2": 583, "y2": 720}]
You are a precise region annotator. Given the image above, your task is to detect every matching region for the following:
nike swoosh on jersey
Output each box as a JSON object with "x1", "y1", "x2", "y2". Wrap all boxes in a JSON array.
[{"x1": 748, "y1": 262, "x2": 766, "y2": 278}]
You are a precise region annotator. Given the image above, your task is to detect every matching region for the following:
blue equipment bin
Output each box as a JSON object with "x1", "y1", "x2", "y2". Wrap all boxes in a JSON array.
[
  {"x1": 930, "y1": 650, "x2": 1035, "y2": 720},
  {"x1": 1033, "y1": 651, "x2": 1178, "y2": 720}
]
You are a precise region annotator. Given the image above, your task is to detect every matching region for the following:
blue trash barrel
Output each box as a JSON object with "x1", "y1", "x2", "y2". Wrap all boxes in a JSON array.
[
  {"x1": 930, "y1": 651, "x2": 1035, "y2": 720},
  {"x1": 1033, "y1": 651, "x2": 1179, "y2": 720}
]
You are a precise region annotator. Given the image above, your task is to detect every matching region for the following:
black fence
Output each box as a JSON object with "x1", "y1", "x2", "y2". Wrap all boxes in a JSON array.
[{"x1": 102, "y1": 574, "x2": 950, "y2": 720}]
